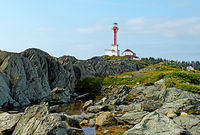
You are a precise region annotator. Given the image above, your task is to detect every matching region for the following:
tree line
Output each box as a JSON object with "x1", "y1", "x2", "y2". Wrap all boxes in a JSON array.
[{"x1": 140, "y1": 57, "x2": 200, "y2": 71}]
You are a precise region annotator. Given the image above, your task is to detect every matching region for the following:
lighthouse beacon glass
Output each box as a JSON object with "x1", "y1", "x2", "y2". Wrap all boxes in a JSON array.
[{"x1": 113, "y1": 23, "x2": 118, "y2": 27}]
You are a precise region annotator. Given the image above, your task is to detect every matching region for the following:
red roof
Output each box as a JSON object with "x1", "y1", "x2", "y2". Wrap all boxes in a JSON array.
[{"x1": 122, "y1": 49, "x2": 135, "y2": 54}]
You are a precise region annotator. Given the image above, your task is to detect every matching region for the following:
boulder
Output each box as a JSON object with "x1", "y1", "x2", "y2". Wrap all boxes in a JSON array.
[
  {"x1": 141, "y1": 100, "x2": 163, "y2": 112},
  {"x1": 123, "y1": 111, "x2": 186, "y2": 135},
  {"x1": 167, "y1": 110, "x2": 177, "y2": 118},
  {"x1": 103, "y1": 86, "x2": 131, "y2": 105},
  {"x1": 86, "y1": 105, "x2": 110, "y2": 113},
  {"x1": 162, "y1": 88, "x2": 200, "y2": 103},
  {"x1": 117, "y1": 111, "x2": 149, "y2": 125},
  {"x1": 69, "y1": 114, "x2": 84, "y2": 123},
  {"x1": 154, "y1": 79, "x2": 165, "y2": 85},
  {"x1": 89, "y1": 119, "x2": 96, "y2": 127},
  {"x1": 95, "y1": 112, "x2": 116, "y2": 126},
  {"x1": 174, "y1": 115, "x2": 200, "y2": 135},
  {"x1": 80, "y1": 119, "x2": 89, "y2": 126},
  {"x1": 118, "y1": 103, "x2": 141, "y2": 112},
  {"x1": 0, "y1": 112, "x2": 22, "y2": 134},
  {"x1": 129, "y1": 84, "x2": 166, "y2": 101},
  {"x1": 12, "y1": 103, "x2": 83, "y2": 135},
  {"x1": 157, "y1": 98, "x2": 200, "y2": 115},
  {"x1": 45, "y1": 87, "x2": 71, "y2": 104},
  {"x1": 84, "y1": 113, "x2": 97, "y2": 119},
  {"x1": 82, "y1": 100, "x2": 93, "y2": 111}
]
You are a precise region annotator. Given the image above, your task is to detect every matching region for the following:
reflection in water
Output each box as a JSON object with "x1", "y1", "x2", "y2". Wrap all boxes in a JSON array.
[
  {"x1": 82, "y1": 127, "x2": 96, "y2": 135},
  {"x1": 57, "y1": 102, "x2": 85, "y2": 115},
  {"x1": 65, "y1": 102, "x2": 85, "y2": 115},
  {"x1": 57, "y1": 102, "x2": 96, "y2": 135}
]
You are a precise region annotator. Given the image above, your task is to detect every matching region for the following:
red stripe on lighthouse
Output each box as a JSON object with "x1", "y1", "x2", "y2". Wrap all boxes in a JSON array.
[{"x1": 112, "y1": 23, "x2": 119, "y2": 45}]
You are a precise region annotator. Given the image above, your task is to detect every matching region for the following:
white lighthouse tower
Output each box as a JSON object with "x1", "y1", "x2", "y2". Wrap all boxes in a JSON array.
[{"x1": 105, "y1": 22, "x2": 120, "y2": 56}]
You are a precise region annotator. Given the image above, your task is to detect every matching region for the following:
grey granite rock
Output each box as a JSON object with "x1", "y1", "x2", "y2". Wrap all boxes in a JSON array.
[
  {"x1": 12, "y1": 103, "x2": 83, "y2": 135},
  {"x1": 174, "y1": 115, "x2": 200, "y2": 135},
  {"x1": 118, "y1": 111, "x2": 149, "y2": 125},
  {"x1": 0, "y1": 112, "x2": 22, "y2": 134},
  {"x1": 123, "y1": 111, "x2": 186, "y2": 135}
]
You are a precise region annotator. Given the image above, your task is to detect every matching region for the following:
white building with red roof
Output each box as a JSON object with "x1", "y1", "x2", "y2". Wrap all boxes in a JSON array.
[{"x1": 122, "y1": 49, "x2": 138, "y2": 59}]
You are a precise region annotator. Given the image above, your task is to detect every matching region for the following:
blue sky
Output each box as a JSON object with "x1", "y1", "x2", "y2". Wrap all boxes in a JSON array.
[{"x1": 0, "y1": 0, "x2": 200, "y2": 61}]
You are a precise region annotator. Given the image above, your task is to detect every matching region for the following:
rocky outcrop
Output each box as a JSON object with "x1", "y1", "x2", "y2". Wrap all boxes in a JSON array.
[
  {"x1": 12, "y1": 103, "x2": 83, "y2": 135},
  {"x1": 45, "y1": 87, "x2": 71, "y2": 104},
  {"x1": 82, "y1": 100, "x2": 93, "y2": 111},
  {"x1": 0, "y1": 72, "x2": 19, "y2": 108},
  {"x1": 72, "y1": 56, "x2": 143, "y2": 79},
  {"x1": 157, "y1": 98, "x2": 200, "y2": 116},
  {"x1": 95, "y1": 85, "x2": 132, "y2": 105},
  {"x1": 0, "y1": 48, "x2": 73, "y2": 108},
  {"x1": 0, "y1": 48, "x2": 143, "y2": 108},
  {"x1": 79, "y1": 80, "x2": 200, "y2": 134},
  {"x1": 123, "y1": 111, "x2": 186, "y2": 135},
  {"x1": 0, "y1": 112, "x2": 22, "y2": 134},
  {"x1": 174, "y1": 115, "x2": 200, "y2": 135},
  {"x1": 117, "y1": 111, "x2": 149, "y2": 125},
  {"x1": 95, "y1": 112, "x2": 116, "y2": 127}
]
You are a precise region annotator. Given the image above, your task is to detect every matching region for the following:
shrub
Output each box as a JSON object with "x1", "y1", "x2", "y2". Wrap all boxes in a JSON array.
[
  {"x1": 165, "y1": 72, "x2": 200, "y2": 93},
  {"x1": 75, "y1": 77, "x2": 103, "y2": 97},
  {"x1": 165, "y1": 72, "x2": 200, "y2": 85},
  {"x1": 130, "y1": 60, "x2": 148, "y2": 67}
]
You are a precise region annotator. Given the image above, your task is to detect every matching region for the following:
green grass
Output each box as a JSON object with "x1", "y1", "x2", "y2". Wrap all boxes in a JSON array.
[
  {"x1": 165, "y1": 72, "x2": 200, "y2": 84},
  {"x1": 164, "y1": 72, "x2": 200, "y2": 93},
  {"x1": 153, "y1": 63, "x2": 182, "y2": 71},
  {"x1": 116, "y1": 132, "x2": 125, "y2": 135},
  {"x1": 130, "y1": 60, "x2": 148, "y2": 67},
  {"x1": 75, "y1": 63, "x2": 200, "y2": 96},
  {"x1": 102, "y1": 70, "x2": 166, "y2": 87}
]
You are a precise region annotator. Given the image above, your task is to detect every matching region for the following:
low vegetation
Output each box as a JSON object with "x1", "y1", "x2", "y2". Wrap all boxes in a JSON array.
[
  {"x1": 104, "y1": 56, "x2": 129, "y2": 60},
  {"x1": 75, "y1": 77, "x2": 103, "y2": 97},
  {"x1": 164, "y1": 72, "x2": 200, "y2": 93},
  {"x1": 75, "y1": 62, "x2": 200, "y2": 97},
  {"x1": 104, "y1": 56, "x2": 148, "y2": 67}
]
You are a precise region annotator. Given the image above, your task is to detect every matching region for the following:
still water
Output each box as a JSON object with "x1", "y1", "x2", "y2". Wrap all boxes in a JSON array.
[{"x1": 57, "y1": 102, "x2": 96, "y2": 135}]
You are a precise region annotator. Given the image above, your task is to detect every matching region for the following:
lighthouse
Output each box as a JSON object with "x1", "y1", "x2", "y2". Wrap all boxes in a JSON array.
[
  {"x1": 105, "y1": 22, "x2": 120, "y2": 56},
  {"x1": 113, "y1": 22, "x2": 119, "y2": 45}
]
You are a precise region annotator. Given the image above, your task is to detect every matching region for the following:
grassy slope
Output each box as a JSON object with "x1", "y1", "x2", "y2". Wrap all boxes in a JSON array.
[{"x1": 75, "y1": 62, "x2": 200, "y2": 97}]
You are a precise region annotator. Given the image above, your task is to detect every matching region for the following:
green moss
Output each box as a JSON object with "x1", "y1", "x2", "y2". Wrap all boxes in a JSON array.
[
  {"x1": 153, "y1": 63, "x2": 182, "y2": 71},
  {"x1": 176, "y1": 83, "x2": 200, "y2": 93},
  {"x1": 130, "y1": 60, "x2": 148, "y2": 67},
  {"x1": 124, "y1": 93, "x2": 137, "y2": 104},
  {"x1": 75, "y1": 64, "x2": 200, "y2": 99},
  {"x1": 165, "y1": 72, "x2": 200, "y2": 84},
  {"x1": 164, "y1": 72, "x2": 200, "y2": 93},
  {"x1": 116, "y1": 131, "x2": 125, "y2": 135},
  {"x1": 116, "y1": 72, "x2": 135, "y2": 77}
]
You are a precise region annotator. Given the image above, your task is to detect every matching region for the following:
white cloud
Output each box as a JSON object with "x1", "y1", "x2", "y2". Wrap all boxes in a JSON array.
[
  {"x1": 126, "y1": 17, "x2": 200, "y2": 37},
  {"x1": 77, "y1": 25, "x2": 104, "y2": 34}
]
